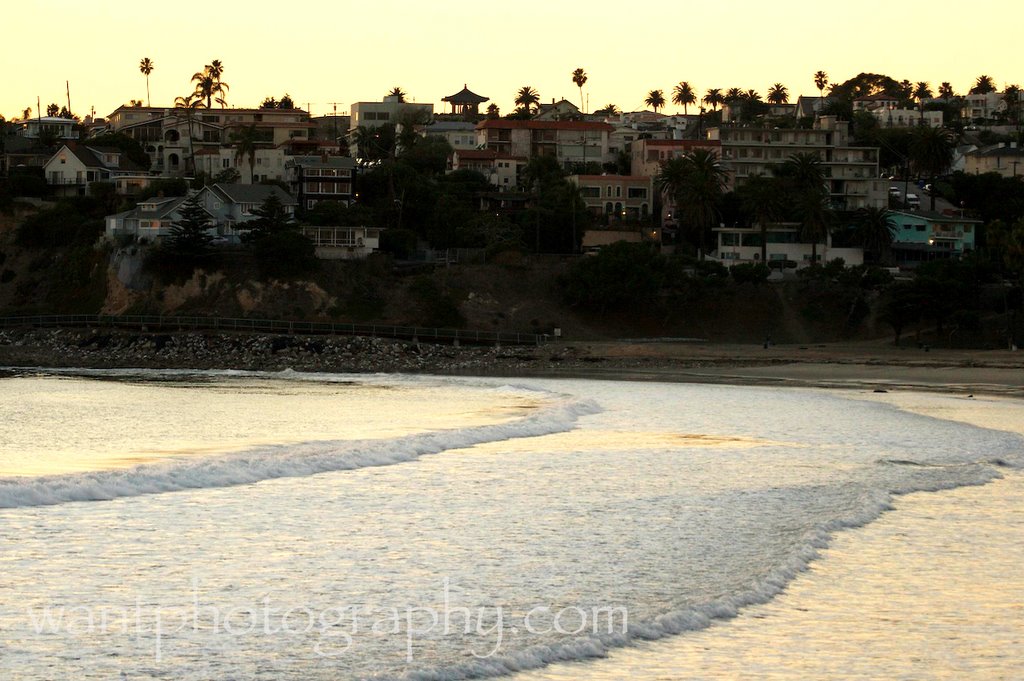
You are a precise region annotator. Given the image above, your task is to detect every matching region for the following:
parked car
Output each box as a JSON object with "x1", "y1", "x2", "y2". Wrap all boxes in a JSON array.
[{"x1": 906, "y1": 193, "x2": 920, "y2": 209}]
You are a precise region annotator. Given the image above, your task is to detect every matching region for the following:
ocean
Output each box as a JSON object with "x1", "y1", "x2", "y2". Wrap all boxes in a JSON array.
[{"x1": 0, "y1": 369, "x2": 1020, "y2": 680}]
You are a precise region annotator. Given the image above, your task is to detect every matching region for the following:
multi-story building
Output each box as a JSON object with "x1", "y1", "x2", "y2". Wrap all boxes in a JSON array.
[
  {"x1": 421, "y1": 121, "x2": 478, "y2": 151},
  {"x1": 287, "y1": 155, "x2": 357, "y2": 209},
  {"x1": 707, "y1": 116, "x2": 888, "y2": 210},
  {"x1": 712, "y1": 223, "x2": 864, "y2": 268},
  {"x1": 42, "y1": 143, "x2": 151, "y2": 196},
  {"x1": 855, "y1": 94, "x2": 943, "y2": 128},
  {"x1": 450, "y1": 149, "x2": 524, "y2": 190},
  {"x1": 567, "y1": 174, "x2": 653, "y2": 222},
  {"x1": 194, "y1": 146, "x2": 289, "y2": 184},
  {"x1": 963, "y1": 142, "x2": 1024, "y2": 178},
  {"x1": 105, "y1": 105, "x2": 316, "y2": 176},
  {"x1": 888, "y1": 210, "x2": 980, "y2": 267},
  {"x1": 630, "y1": 139, "x2": 722, "y2": 178},
  {"x1": 17, "y1": 116, "x2": 78, "y2": 140},
  {"x1": 349, "y1": 96, "x2": 433, "y2": 132},
  {"x1": 475, "y1": 119, "x2": 613, "y2": 171}
]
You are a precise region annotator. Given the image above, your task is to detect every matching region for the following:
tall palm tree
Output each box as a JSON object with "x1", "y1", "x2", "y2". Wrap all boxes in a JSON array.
[
  {"x1": 514, "y1": 86, "x2": 540, "y2": 114},
  {"x1": 192, "y1": 64, "x2": 229, "y2": 108},
  {"x1": 913, "y1": 82, "x2": 933, "y2": 123},
  {"x1": 655, "y1": 149, "x2": 728, "y2": 259},
  {"x1": 909, "y1": 125, "x2": 954, "y2": 211},
  {"x1": 572, "y1": 68, "x2": 588, "y2": 113},
  {"x1": 938, "y1": 82, "x2": 955, "y2": 101},
  {"x1": 672, "y1": 81, "x2": 696, "y2": 115},
  {"x1": 767, "y1": 83, "x2": 789, "y2": 105},
  {"x1": 600, "y1": 103, "x2": 620, "y2": 116},
  {"x1": 703, "y1": 88, "x2": 723, "y2": 111},
  {"x1": 388, "y1": 87, "x2": 407, "y2": 102},
  {"x1": 724, "y1": 87, "x2": 744, "y2": 104},
  {"x1": 1003, "y1": 85, "x2": 1022, "y2": 134},
  {"x1": 739, "y1": 174, "x2": 784, "y2": 264},
  {"x1": 814, "y1": 70, "x2": 829, "y2": 118},
  {"x1": 970, "y1": 75, "x2": 996, "y2": 94},
  {"x1": 174, "y1": 93, "x2": 203, "y2": 175},
  {"x1": 231, "y1": 124, "x2": 261, "y2": 184},
  {"x1": 782, "y1": 152, "x2": 830, "y2": 264},
  {"x1": 645, "y1": 89, "x2": 665, "y2": 114},
  {"x1": 139, "y1": 57, "x2": 154, "y2": 108},
  {"x1": 854, "y1": 207, "x2": 897, "y2": 264}
]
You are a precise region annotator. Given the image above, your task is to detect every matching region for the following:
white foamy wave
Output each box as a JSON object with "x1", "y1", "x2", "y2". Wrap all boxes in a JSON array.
[
  {"x1": 390, "y1": 468, "x2": 1006, "y2": 681},
  {"x1": 0, "y1": 396, "x2": 601, "y2": 509}
]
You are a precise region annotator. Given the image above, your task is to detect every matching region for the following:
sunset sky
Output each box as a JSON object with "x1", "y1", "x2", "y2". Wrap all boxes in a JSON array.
[{"x1": 3, "y1": 0, "x2": 1021, "y2": 121}]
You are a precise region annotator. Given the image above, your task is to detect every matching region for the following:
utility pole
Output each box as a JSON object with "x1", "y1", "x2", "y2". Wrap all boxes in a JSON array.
[
  {"x1": 66, "y1": 81, "x2": 72, "y2": 117},
  {"x1": 327, "y1": 102, "x2": 346, "y2": 141}
]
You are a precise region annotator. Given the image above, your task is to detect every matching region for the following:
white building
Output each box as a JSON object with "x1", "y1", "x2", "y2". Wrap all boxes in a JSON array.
[{"x1": 712, "y1": 224, "x2": 864, "y2": 269}]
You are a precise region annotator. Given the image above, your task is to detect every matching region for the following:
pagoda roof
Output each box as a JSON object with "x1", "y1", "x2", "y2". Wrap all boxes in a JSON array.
[{"x1": 442, "y1": 85, "x2": 489, "y2": 104}]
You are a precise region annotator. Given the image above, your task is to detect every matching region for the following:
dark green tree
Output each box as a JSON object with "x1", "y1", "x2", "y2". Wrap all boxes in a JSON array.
[{"x1": 165, "y1": 194, "x2": 213, "y2": 257}]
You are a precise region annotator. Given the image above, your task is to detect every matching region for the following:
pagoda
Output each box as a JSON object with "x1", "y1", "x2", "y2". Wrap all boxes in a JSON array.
[{"x1": 442, "y1": 85, "x2": 489, "y2": 115}]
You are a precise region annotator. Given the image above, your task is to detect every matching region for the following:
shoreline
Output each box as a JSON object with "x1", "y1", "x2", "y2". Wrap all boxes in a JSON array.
[{"x1": 3, "y1": 327, "x2": 1024, "y2": 398}]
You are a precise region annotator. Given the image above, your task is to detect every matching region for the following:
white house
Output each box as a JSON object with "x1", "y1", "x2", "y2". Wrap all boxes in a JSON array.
[
  {"x1": 300, "y1": 225, "x2": 381, "y2": 259},
  {"x1": 195, "y1": 183, "x2": 297, "y2": 234},
  {"x1": 43, "y1": 144, "x2": 151, "y2": 196},
  {"x1": 104, "y1": 195, "x2": 215, "y2": 242},
  {"x1": 712, "y1": 224, "x2": 864, "y2": 269}
]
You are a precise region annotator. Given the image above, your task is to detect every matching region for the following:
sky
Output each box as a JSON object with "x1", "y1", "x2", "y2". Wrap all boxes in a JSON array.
[{"x1": 3, "y1": 0, "x2": 1022, "y2": 121}]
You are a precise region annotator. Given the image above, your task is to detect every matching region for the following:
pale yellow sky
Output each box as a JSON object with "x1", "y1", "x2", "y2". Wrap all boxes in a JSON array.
[{"x1": 3, "y1": 0, "x2": 1021, "y2": 121}]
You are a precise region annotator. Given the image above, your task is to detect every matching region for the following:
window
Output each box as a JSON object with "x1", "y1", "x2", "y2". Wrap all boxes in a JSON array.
[
  {"x1": 627, "y1": 187, "x2": 647, "y2": 199},
  {"x1": 580, "y1": 186, "x2": 601, "y2": 198},
  {"x1": 964, "y1": 225, "x2": 973, "y2": 233},
  {"x1": 722, "y1": 233, "x2": 740, "y2": 246},
  {"x1": 916, "y1": 225, "x2": 926, "y2": 232},
  {"x1": 222, "y1": 159, "x2": 230, "y2": 168},
  {"x1": 615, "y1": 186, "x2": 622, "y2": 198},
  {"x1": 721, "y1": 252, "x2": 739, "y2": 260}
]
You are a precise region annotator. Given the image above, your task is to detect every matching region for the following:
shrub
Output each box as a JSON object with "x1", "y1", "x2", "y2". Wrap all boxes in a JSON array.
[{"x1": 729, "y1": 262, "x2": 770, "y2": 284}]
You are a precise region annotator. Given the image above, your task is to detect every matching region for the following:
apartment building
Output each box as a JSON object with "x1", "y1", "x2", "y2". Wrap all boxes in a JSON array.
[
  {"x1": 707, "y1": 116, "x2": 888, "y2": 210},
  {"x1": 475, "y1": 119, "x2": 613, "y2": 171},
  {"x1": 568, "y1": 175, "x2": 653, "y2": 222}
]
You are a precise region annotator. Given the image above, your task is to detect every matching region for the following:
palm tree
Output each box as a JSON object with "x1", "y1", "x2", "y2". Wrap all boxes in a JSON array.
[
  {"x1": 655, "y1": 149, "x2": 728, "y2": 259},
  {"x1": 814, "y1": 70, "x2": 829, "y2": 118},
  {"x1": 854, "y1": 207, "x2": 897, "y2": 264},
  {"x1": 1004, "y1": 85, "x2": 1022, "y2": 134},
  {"x1": 192, "y1": 64, "x2": 229, "y2": 108},
  {"x1": 174, "y1": 93, "x2": 203, "y2": 175},
  {"x1": 767, "y1": 83, "x2": 789, "y2": 105},
  {"x1": 703, "y1": 88, "x2": 723, "y2": 112},
  {"x1": 970, "y1": 75, "x2": 996, "y2": 94},
  {"x1": 725, "y1": 87, "x2": 744, "y2": 104},
  {"x1": 913, "y1": 82, "x2": 933, "y2": 123},
  {"x1": 388, "y1": 87, "x2": 407, "y2": 102},
  {"x1": 514, "y1": 86, "x2": 540, "y2": 114},
  {"x1": 672, "y1": 81, "x2": 696, "y2": 115},
  {"x1": 572, "y1": 68, "x2": 588, "y2": 113},
  {"x1": 486, "y1": 103, "x2": 500, "y2": 119},
  {"x1": 745, "y1": 89, "x2": 761, "y2": 102},
  {"x1": 938, "y1": 82, "x2": 955, "y2": 101},
  {"x1": 782, "y1": 152, "x2": 830, "y2": 264},
  {"x1": 739, "y1": 174, "x2": 784, "y2": 264},
  {"x1": 139, "y1": 57, "x2": 154, "y2": 107},
  {"x1": 645, "y1": 89, "x2": 665, "y2": 114},
  {"x1": 909, "y1": 125, "x2": 954, "y2": 211},
  {"x1": 231, "y1": 124, "x2": 261, "y2": 184},
  {"x1": 599, "y1": 103, "x2": 620, "y2": 116}
]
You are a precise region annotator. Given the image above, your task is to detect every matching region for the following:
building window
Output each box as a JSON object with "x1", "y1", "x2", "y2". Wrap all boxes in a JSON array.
[{"x1": 627, "y1": 187, "x2": 647, "y2": 199}]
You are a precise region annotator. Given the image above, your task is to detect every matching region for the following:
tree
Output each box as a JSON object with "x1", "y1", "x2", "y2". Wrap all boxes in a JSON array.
[
  {"x1": 597, "y1": 103, "x2": 620, "y2": 116},
  {"x1": 46, "y1": 103, "x2": 59, "y2": 117},
  {"x1": 853, "y1": 206, "x2": 897, "y2": 264},
  {"x1": 703, "y1": 88, "x2": 723, "y2": 112},
  {"x1": 645, "y1": 89, "x2": 665, "y2": 114},
  {"x1": 165, "y1": 194, "x2": 213, "y2": 259},
  {"x1": 938, "y1": 82, "x2": 956, "y2": 101},
  {"x1": 767, "y1": 83, "x2": 790, "y2": 105},
  {"x1": 572, "y1": 68, "x2": 588, "y2": 113},
  {"x1": 174, "y1": 93, "x2": 203, "y2": 175},
  {"x1": 192, "y1": 62, "x2": 229, "y2": 108},
  {"x1": 139, "y1": 57, "x2": 154, "y2": 107},
  {"x1": 909, "y1": 125, "x2": 954, "y2": 211},
  {"x1": 739, "y1": 174, "x2": 784, "y2": 264},
  {"x1": 970, "y1": 75, "x2": 996, "y2": 95},
  {"x1": 230, "y1": 124, "x2": 261, "y2": 183},
  {"x1": 913, "y1": 81, "x2": 933, "y2": 123},
  {"x1": 279, "y1": 93, "x2": 295, "y2": 110},
  {"x1": 656, "y1": 149, "x2": 728, "y2": 259},
  {"x1": 781, "y1": 152, "x2": 831, "y2": 264},
  {"x1": 486, "y1": 103, "x2": 500, "y2": 119},
  {"x1": 260, "y1": 96, "x2": 278, "y2": 109},
  {"x1": 814, "y1": 70, "x2": 829, "y2": 114},
  {"x1": 672, "y1": 81, "x2": 696, "y2": 115},
  {"x1": 514, "y1": 86, "x2": 540, "y2": 114},
  {"x1": 1003, "y1": 85, "x2": 1021, "y2": 133},
  {"x1": 388, "y1": 87, "x2": 407, "y2": 102}
]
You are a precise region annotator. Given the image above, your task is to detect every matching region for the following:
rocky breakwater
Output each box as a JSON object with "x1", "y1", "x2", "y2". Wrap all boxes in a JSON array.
[{"x1": 0, "y1": 328, "x2": 613, "y2": 375}]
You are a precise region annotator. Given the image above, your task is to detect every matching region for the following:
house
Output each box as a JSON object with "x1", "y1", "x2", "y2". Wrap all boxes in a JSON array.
[
  {"x1": 630, "y1": 138, "x2": 722, "y2": 178},
  {"x1": 476, "y1": 119, "x2": 613, "y2": 171},
  {"x1": 963, "y1": 143, "x2": 1024, "y2": 178},
  {"x1": 450, "y1": 149, "x2": 524, "y2": 190},
  {"x1": 888, "y1": 210, "x2": 980, "y2": 267},
  {"x1": 17, "y1": 116, "x2": 78, "y2": 140},
  {"x1": 421, "y1": 121, "x2": 479, "y2": 151},
  {"x1": 533, "y1": 99, "x2": 581, "y2": 121},
  {"x1": 350, "y1": 96, "x2": 433, "y2": 133},
  {"x1": 300, "y1": 225, "x2": 381, "y2": 259},
  {"x1": 286, "y1": 155, "x2": 357, "y2": 209},
  {"x1": 104, "y1": 195, "x2": 215, "y2": 242},
  {"x1": 712, "y1": 223, "x2": 864, "y2": 269},
  {"x1": 42, "y1": 143, "x2": 150, "y2": 196},
  {"x1": 707, "y1": 116, "x2": 888, "y2": 210},
  {"x1": 567, "y1": 174, "x2": 653, "y2": 223},
  {"x1": 794, "y1": 95, "x2": 831, "y2": 119},
  {"x1": 193, "y1": 145, "x2": 289, "y2": 184},
  {"x1": 195, "y1": 183, "x2": 297, "y2": 233}
]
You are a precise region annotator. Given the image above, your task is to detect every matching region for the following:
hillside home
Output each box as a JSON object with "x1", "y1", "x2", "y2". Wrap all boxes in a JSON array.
[
  {"x1": 567, "y1": 175, "x2": 653, "y2": 222},
  {"x1": 475, "y1": 119, "x2": 613, "y2": 171},
  {"x1": 286, "y1": 155, "x2": 356, "y2": 209},
  {"x1": 43, "y1": 144, "x2": 150, "y2": 196},
  {"x1": 195, "y1": 183, "x2": 297, "y2": 233},
  {"x1": 712, "y1": 224, "x2": 864, "y2": 268},
  {"x1": 963, "y1": 143, "x2": 1024, "y2": 178},
  {"x1": 888, "y1": 210, "x2": 980, "y2": 267},
  {"x1": 104, "y1": 195, "x2": 215, "y2": 242},
  {"x1": 450, "y1": 149, "x2": 524, "y2": 190}
]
